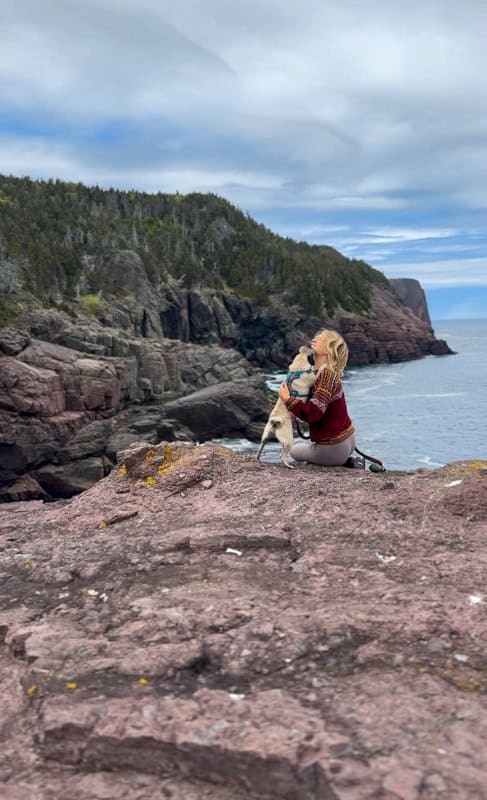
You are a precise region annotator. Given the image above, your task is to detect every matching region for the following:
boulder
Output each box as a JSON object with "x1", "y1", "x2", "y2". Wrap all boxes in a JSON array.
[
  {"x1": 164, "y1": 380, "x2": 269, "y2": 440},
  {"x1": 35, "y1": 456, "x2": 112, "y2": 497},
  {"x1": 0, "y1": 474, "x2": 47, "y2": 503},
  {"x1": 0, "y1": 357, "x2": 65, "y2": 416},
  {"x1": 0, "y1": 409, "x2": 93, "y2": 484}
]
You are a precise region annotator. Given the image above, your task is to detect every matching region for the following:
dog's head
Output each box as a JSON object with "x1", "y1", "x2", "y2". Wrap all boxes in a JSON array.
[{"x1": 288, "y1": 345, "x2": 315, "y2": 373}]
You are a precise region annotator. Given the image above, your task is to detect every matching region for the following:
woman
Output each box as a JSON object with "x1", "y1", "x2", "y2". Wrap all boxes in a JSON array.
[{"x1": 278, "y1": 329, "x2": 356, "y2": 466}]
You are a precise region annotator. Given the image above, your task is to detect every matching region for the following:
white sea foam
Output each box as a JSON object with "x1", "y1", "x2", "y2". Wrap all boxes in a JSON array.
[{"x1": 418, "y1": 456, "x2": 446, "y2": 467}]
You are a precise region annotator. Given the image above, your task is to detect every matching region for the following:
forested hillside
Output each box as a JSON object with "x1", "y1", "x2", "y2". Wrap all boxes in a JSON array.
[{"x1": 0, "y1": 174, "x2": 388, "y2": 320}]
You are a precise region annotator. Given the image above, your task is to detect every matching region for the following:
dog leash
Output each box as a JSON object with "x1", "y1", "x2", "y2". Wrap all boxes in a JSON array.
[
  {"x1": 355, "y1": 447, "x2": 385, "y2": 472},
  {"x1": 345, "y1": 447, "x2": 386, "y2": 472},
  {"x1": 296, "y1": 421, "x2": 310, "y2": 439}
]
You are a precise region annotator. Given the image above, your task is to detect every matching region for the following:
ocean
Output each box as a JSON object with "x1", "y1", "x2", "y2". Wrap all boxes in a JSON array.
[{"x1": 214, "y1": 319, "x2": 487, "y2": 471}]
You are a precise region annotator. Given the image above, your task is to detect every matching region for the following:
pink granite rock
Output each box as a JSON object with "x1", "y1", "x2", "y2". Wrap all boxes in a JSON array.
[{"x1": 0, "y1": 445, "x2": 485, "y2": 799}]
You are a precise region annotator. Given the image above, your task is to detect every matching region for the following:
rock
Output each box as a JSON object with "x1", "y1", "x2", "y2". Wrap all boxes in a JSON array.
[
  {"x1": 35, "y1": 456, "x2": 112, "y2": 497},
  {"x1": 188, "y1": 289, "x2": 220, "y2": 344},
  {"x1": 164, "y1": 380, "x2": 269, "y2": 440},
  {"x1": 57, "y1": 418, "x2": 115, "y2": 463},
  {"x1": 0, "y1": 446, "x2": 486, "y2": 797},
  {"x1": 0, "y1": 474, "x2": 47, "y2": 502},
  {"x1": 0, "y1": 326, "x2": 30, "y2": 356},
  {"x1": 39, "y1": 689, "x2": 336, "y2": 799},
  {"x1": 338, "y1": 286, "x2": 452, "y2": 366},
  {"x1": 222, "y1": 284, "x2": 452, "y2": 367},
  {"x1": 382, "y1": 768, "x2": 423, "y2": 799},
  {"x1": 0, "y1": 310, "x2": 264, "y2": 496},
  {"x1": 390, "y1": 277, "x2": 432, "y2": 326},
  {"x1": 0, "y1": 356, "x2": 65, "y2": 416},
  {"x1": 243, "y1": 421, "x2": 266, "y2": 441},
  {"x1": 80, "y1": 254, "x2": 452, "y2": 369}
]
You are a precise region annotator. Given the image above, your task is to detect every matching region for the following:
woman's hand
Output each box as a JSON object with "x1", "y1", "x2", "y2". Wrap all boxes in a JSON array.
[{"x1": 279, "y1": 381, "x2": 290, "y2": 401}]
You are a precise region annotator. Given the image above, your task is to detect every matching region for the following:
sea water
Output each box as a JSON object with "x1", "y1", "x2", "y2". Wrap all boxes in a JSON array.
[{"x1": 213, "y1": 319, "x2": 487, "y2": 471}]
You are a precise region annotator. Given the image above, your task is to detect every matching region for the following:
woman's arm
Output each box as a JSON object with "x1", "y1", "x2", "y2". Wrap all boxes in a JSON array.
[{"x1": 281, "y1": 369, "x2": 340, "y2": 423}]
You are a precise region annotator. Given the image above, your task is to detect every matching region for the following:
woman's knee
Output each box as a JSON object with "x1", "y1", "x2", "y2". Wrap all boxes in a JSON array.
[{"x1": 289, "y1": 442, "x2": 309, "y2": 461}]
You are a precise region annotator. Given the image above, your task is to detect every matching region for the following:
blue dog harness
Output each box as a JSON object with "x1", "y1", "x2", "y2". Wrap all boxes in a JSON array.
[{"x1": 286, "y1": 368, "x2": 315, "y2": 398}]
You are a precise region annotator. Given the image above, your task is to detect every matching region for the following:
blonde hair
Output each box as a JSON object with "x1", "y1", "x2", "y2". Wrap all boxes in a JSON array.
[{"x1": 315, "y1": 329, "x2": 349, "y2": 376}]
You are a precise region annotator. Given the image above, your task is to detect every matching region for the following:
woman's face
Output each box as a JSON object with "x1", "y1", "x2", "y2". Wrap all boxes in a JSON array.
[{"x1": 311, "y1": 333, "x2": 329, "y2": 358}]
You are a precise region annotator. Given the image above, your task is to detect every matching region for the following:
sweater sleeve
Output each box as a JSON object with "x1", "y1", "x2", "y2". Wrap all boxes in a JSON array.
[{"x1": 284, "y1": 368, "x2": 340, "y2": 423}]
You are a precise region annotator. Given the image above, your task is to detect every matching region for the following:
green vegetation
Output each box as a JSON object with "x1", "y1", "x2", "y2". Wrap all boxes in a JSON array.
[
  {"x1": 0, "y1": 295, "x2": 20, "y2": 327},
  {"x1": 0, "y1": 174, "x2": 389, "y2": 317},
  {"x1": 79, "y1": 293, "x2": 103, "y2": 317}
]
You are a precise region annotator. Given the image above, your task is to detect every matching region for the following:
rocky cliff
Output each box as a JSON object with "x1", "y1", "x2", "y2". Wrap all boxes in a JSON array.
[
  {"x1": 63, "y1": 248, "x2": 452, "y2": 368},
  {"x1": 0, "y1": 443, "x2": 486, "y2": 799},
  {"x1": 0, "y1": 246, "x2": 453, "y2": 499},
  {"x1": 0, "y1": 306, "x2": 270, "y2": 499},
  {"x1": 390, "y1": 278, "x2": 432, "y2": 327}
]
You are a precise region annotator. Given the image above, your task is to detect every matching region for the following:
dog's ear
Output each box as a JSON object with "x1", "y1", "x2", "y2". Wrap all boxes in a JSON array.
[{"x1": 298, "y1": 345, "x2": 307, "y2": 354}]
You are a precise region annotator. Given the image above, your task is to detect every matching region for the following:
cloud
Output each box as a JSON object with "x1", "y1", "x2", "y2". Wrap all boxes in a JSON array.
[
  {"x1": 383, "y1": 257, "x2": 487, "y2": 288},
  {"x1": 1, "y1": 0, "x2": 487, "y2": 310},
  {"x1": 363, "y1": 227, "x2": 459, "y2": 242}
]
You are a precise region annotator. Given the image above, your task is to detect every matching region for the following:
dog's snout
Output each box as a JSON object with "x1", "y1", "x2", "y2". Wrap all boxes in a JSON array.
[{"x1": 307, "y1": 352, "x2": 315, "y2": 366}]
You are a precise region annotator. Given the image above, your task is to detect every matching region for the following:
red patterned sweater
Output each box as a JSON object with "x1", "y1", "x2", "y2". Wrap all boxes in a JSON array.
[{"x1": 285, "y1": 367, "x2": 354, "y2": 444}]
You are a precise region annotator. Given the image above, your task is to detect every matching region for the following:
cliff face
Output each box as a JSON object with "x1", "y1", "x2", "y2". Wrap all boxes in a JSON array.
[
  {"x1": 0, "y1": 443, "x2": 486, "y2": 799},
  {"x1": 390, "y1": 278, "x2": 432, "y2": 326},
  {"x1": 0, "y1": 307, "x2": 270, "y2": 499},
  {"x1": 28, "y1": 248, "x2": 450, "y2": 369}
]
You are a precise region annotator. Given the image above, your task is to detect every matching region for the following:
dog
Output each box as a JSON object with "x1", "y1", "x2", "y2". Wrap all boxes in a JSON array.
[{"x1": 256, "y1": 346, "x2": 316, "y2": 469}]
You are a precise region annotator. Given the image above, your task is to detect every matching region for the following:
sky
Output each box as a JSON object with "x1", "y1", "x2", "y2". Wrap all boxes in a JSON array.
[{"x1": 1, "y1": 0, "x2": 487, "y2": 320}]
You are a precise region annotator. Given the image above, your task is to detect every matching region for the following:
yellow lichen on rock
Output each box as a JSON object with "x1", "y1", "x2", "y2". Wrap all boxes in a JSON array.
[
  {"x1": 216, "y1": 446, "x2": 233, "y2": 457},
  {"x1": 155, "y1": 443, "x2": 185, "y2": 478},
  {"x1": 457, "y1": 461, "x2": 487, "y2": 479},
  {"x1": 453, "y1": 677, "x2": 482, "y2": 693},
  {"x1": 118, "y1": 464, "x2": 127, "y2": 478}
]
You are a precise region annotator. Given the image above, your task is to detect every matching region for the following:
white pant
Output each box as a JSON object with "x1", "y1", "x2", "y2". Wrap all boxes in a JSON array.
[{"x1": 289, "y1": 433, "x2": 356, "y2": 466}]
